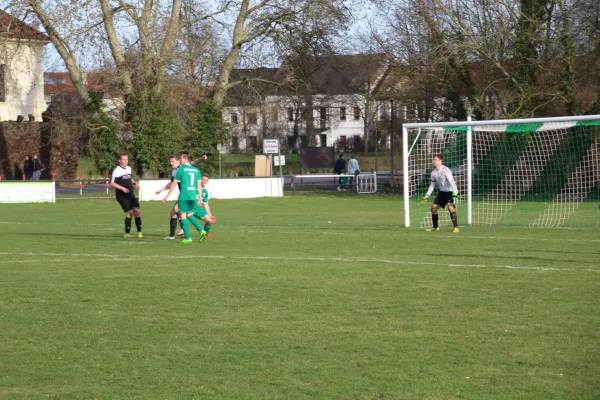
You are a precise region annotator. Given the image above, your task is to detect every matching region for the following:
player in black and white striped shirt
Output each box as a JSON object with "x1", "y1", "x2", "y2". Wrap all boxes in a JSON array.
[{"x1": 110, "y1": 153, "x2": 143, "y2": 238}]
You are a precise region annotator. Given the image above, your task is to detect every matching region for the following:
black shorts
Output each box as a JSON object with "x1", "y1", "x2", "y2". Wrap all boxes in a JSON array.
[
  {"x1": 116, "y1": 191, "x2": 140, "y2": 213},
  {"x1": 434, "y1": 191, "x2": 455, "y2": 208}
]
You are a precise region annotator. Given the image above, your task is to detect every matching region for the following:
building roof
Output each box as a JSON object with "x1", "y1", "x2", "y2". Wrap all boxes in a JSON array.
[
  {"x1": 224, "y1": 54, "x2": 391, "y2": 106},
  {"x1": 0, "y1": 10, "x2": 49, "y2": 41},
  {"x1": 224, "y1": 67, "x2": 281, "y2": 106},
  {"x1": 44, "y1": 72, "x2": 110, "y2": 95},
  {"x1": 282, "y1": 53, "x2": 390, "y2": 95}
]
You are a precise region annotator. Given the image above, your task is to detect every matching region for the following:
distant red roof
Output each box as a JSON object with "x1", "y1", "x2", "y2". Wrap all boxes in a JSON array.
[
  {"x1": 0, "y1": 10, "x2": 49, "y2": 41},
  {"x1": 44, "y1": 72, "x2": 105, "y2": 95}
]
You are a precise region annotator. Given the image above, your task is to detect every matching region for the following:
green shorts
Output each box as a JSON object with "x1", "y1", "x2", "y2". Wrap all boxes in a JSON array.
[
  {"x1": 178, "y1": 200, "x2": 197, "y2": 213},
  {"x1": 192, "y1": 206, "x2": 208, "y2": 219}
]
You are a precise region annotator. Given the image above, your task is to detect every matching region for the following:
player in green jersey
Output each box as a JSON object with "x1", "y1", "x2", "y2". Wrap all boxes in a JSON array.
[
  {"x1": 161, "y1": 153, "x2": 205, "y2": 243},
  {"x1": 197, "y1": 173, "x2": 216, "y2": 238}
]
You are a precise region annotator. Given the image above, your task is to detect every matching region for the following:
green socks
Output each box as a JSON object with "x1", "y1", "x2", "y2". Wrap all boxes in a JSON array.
[
  {"x1": 180, "y1": 219, "x2": 191, "y2": 239},
  {"x1": 187, "y1": 215, "x2": 203, "y2": 232},
  {"x1": 204, "y1": 224, "x2": 212, "y2": 234}
]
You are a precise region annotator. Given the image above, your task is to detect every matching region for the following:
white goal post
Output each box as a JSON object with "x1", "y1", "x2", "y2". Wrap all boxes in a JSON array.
[{"x1": 402, "y1": 115, "x2": 600, "y2": 229}]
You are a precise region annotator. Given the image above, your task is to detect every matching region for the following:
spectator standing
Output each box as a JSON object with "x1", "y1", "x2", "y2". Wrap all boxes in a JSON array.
[
  {"x1": 334, "y1": 153, "x2": 346, "y2": 189},
  {"x1": 31, "y1": 153, "x2": 43, "y2": 180},
  {"x1": 347, "y1": 154, "x2": 360, "y2": 190},
  {"x1": 23, "y1": 155, "x2": 33, "y2": 180}
]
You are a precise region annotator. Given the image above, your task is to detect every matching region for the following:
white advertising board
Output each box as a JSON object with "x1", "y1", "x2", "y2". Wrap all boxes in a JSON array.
[
  {"x1": 0, "y1": 182, "x2": 55, "y2": 203},
  {"x1": 139, "y1": 177, "x2": 283, "y2": 201}
]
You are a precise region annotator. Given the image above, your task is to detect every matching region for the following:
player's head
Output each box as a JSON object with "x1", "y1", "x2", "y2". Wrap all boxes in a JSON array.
[
  {"x1": 433, "y1": 154, "x2": 443, "y2": 169},
  {"x1": 339, "y1": 153, "x2": 344, "y2": 158},
  {"x1": 118, "y1": 153, "x2": 128, "y2": 167},
  {"x1": 201, "y1": 173, "x2": 210, "y2": 187},
  {"x1": 169, "y1": 154, "x2": 181, "y2": 168},
  {"x1": 180, "y1": 152, "x2": 190, "y2": 163}
]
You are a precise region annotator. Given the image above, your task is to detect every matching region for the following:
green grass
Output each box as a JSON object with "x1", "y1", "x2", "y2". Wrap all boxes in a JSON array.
[{"x1": 0, "y1": 195, "x2": 599, "y2": 399}]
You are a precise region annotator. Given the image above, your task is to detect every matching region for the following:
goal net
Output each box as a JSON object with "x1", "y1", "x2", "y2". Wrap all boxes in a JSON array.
[{"x1": 402, "y1": 116, "x2": 600, "y2": 229}]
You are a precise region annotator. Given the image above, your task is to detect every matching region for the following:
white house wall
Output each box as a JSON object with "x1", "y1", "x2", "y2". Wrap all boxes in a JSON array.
[
  {"x1": 0, "y1": 40, "x2": 47, "y2": 121},
  {"x1": 223, "y1": 94, "x2": 372, "y2": 152}
]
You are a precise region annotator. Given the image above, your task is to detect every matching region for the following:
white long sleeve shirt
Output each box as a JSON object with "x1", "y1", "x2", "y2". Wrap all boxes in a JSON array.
[{"x1": 427, "y1": 166, "x2": 457, "y2": 196}]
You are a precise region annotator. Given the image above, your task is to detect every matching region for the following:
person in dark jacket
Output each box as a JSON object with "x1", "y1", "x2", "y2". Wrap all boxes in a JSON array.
[
  {"x1": 32, "y1": 153, "x2": 43, "y2": 180},
  {"x1": 334, "y1": 153, "x2": 346, "y2": 188},
  {"x1": 23, "y1": 155, "x2": 33, "y2": 180}
]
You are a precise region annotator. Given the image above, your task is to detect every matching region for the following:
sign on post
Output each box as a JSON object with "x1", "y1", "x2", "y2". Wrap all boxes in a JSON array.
[
  {"x1": 263, "y1": 139, "x2": 279, "y2": 154},
  {"x1": 274, "y1": 155, "x2": 286, "y2": 166}
]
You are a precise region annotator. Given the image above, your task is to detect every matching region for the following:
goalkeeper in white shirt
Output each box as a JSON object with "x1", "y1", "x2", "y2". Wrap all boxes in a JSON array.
[{"x1": 421, "y1": 154, "x2": 460, "y2": 232}]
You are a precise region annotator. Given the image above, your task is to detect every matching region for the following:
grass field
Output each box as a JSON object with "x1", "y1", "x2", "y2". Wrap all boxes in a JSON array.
[{"x1": 0, "y1": 195, "x2": 599, "y2": 399}]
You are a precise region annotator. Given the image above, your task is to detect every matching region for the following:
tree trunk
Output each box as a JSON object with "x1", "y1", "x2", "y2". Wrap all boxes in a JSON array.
[{"x1": 29, "y1": 0, "x2": 92, "y2": 107}]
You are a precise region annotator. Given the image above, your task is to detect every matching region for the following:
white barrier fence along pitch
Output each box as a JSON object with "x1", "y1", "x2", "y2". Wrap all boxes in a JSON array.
[{"x1": 0, "y1": 182, "x2": 56, "y2": 203}]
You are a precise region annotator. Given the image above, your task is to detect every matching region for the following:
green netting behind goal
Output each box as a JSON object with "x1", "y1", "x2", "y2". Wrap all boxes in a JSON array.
[{"x1": 405, "y1": 120, "x2": 600, "y2": 228}]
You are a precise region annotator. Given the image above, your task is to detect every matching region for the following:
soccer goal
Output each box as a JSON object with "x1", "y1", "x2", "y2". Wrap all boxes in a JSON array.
[{"x1": 402, "y1": 115, "x2": 600, "y2": 228}]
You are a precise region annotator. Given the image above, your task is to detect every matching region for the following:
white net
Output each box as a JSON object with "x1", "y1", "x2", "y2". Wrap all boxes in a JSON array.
[{"x1": 405, "y1": 119, "x2": 600, "y2": 228}]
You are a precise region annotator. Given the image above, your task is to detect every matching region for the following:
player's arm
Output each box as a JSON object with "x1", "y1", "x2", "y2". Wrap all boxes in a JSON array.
[
  {"x1": 131, "y1": 178, "x2": 140, "y2": 190},
  {"x1": 203, "y1": 202, "x2": 212, "y2": 216},
  {"x1": 446, "y1": 170, "x2": 458, "y2": 194},
  {"x1": 196, "y1": 179, "x2": 203, "y2": 206},
  {"x1": 162, "y1": 180, "x2": 178, "y2": 203},
  {"x1": 446, "y1": 169, "x2": 460, "y2": 204},
  {"x1": 190, "y1": 154, "x2": 208, "y2": 166},
  {"x1": 421, "y1": 181, "x2": 435, "y2": 202},
  {"x1": 162, "y1": 169, "x2": 181, "y2": 202},
  {"x1": 156, "y1": 181, "x2": 172, "y2": 195}
]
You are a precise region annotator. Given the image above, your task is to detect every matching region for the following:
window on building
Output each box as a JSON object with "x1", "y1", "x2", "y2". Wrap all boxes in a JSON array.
[
  {"x1": 270, "y1": 110, "x2": 278, "y2": 123},
  {"x1": 320, "y1": 134, "x2": 327, "y2": 147},
  {"x1": 249, "y1": 136, "x2": 258, "y2": 150},
  {"x1": 339, "y1": 135, "x2": 347, "y2": 149},
  {"x1": 339, "y1": 107, "x2": 346, "y2": 120},
  {"x1": 353, "y1": 106, "x2": 360, "y2": 120},
  {"x1": 379, "y1": 103, "x2": 387, "y2": 120},
  {"x1": 0, "y1": 65, "x2": 5, "y2": 102},
  {"x1": 320, "y1": 107, "x2": 327, "y2": 129},
  {"x1": 287, "y1": 108, "x2": 294, "y2": 121},
  {"x1": 248, "y1": 113, "x2": 258, "y2": 125},
  {"x1": 230, "y1": 113, "x2": 238, "y2": 124},
  {"x1": 287, "y1": 136, "x2": 297, "y2": 150}
]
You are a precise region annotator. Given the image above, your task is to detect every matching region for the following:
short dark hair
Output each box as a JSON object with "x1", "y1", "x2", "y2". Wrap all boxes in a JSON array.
[
  {"x1": 170, "y1": 154, "x2": 180, "y2": 160},
  {"x1": 118, "y1": 153, "x2": 128, "y2": 159},
  {"x1": 434, "y1": 154, "x2": 443, "y2": 161},
  {"x1": 202, "y1": 173, "x2": 210, "y2": 178},
  {"x1": 339, "y1": 153, "x2": 344, "y2": 157},
  {"x1": 180, "y1": 152, "x2": 190, "y2": 160}
]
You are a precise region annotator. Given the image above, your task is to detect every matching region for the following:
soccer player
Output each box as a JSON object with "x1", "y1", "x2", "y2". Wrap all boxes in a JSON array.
[
  {"x1": 110, "y1": 153, "x2": 143, "y2": 238},
  {"x1": 421, "y1": 154, "x2": 460, "y2": 233},
  {"x1": 161, "y1": 153, "x2": 204, "y2": 244},
  {"x1": 156, "y1": 154, "x2": 209, "y2": 239},
  {"x1": 198, "y1": 173, "x2": 216, "y2": 237},
  {"x1": 177, "y1": 172, "x2": 216, "y2": 239},
  {"x1": 155, "y1": 155, "x2": 182, "y2": 239}
]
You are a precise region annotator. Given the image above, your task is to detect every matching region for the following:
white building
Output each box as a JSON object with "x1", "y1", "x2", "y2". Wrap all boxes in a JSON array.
[
  {"x1": 223, "y1": 54, "x2": 391, "y2": 153},
  {"x1": 0, "y1": 11, "x2": 49, "y2": 121}
]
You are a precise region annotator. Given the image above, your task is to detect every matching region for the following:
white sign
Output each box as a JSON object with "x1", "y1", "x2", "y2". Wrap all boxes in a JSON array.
[
  {"x1": 0, "y1": 182, "x2": 55, "y2": 203},
  {"x1": 263, "y1": 139, "x2": 279, "y2": 154},
  {"x1": 273, "y1": 155, "x2": 286, "y2": 166}
]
